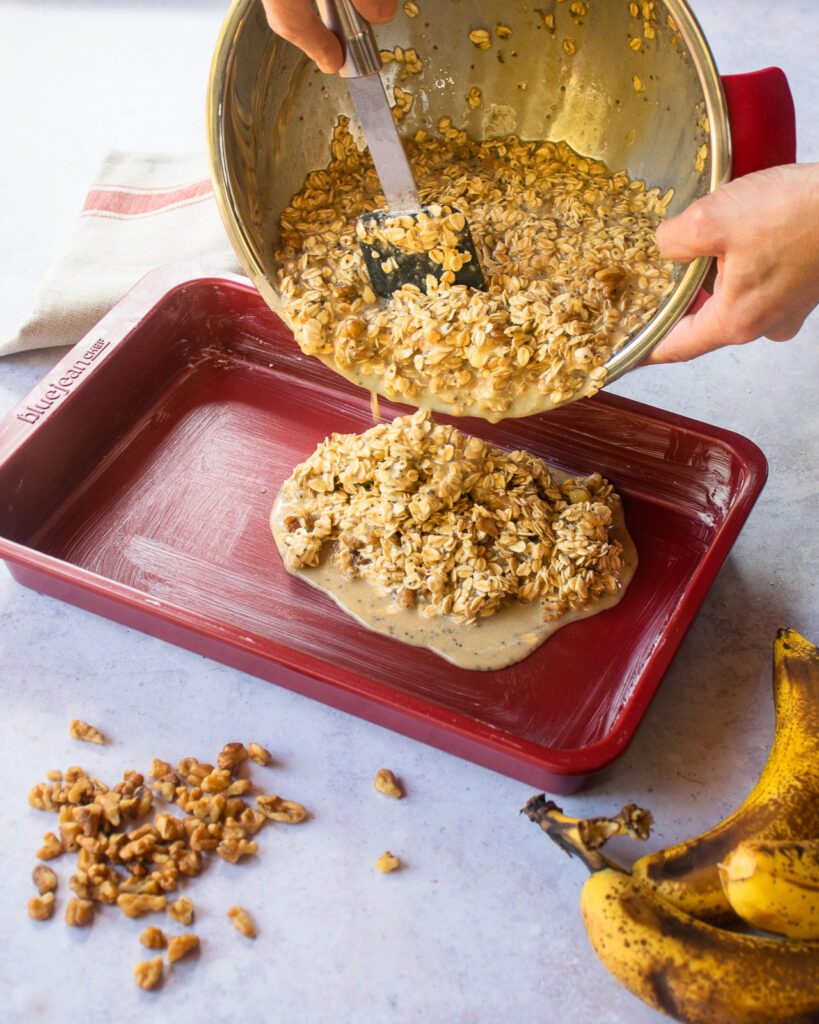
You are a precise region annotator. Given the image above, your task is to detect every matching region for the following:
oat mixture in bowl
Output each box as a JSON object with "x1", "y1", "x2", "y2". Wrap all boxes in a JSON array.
[
  {"x1": 274, "y1": 118, "x2": 675, "y2": 422},
  {"x1": 271, "y1": 410, "x2": 636, "y2": 670}
]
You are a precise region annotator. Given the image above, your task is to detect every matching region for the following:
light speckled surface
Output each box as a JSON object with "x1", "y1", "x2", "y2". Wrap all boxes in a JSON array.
[{"x1": 1, "y1": 2, "x2": 817, "y2": 1022}]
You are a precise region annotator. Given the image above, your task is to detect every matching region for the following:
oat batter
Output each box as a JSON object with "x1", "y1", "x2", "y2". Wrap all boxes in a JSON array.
[
  {"x1": 271, "y1": 411, "x2": 636, "y2": 670},
  {"x1": 274, "y1": 118, "x2": 675, "y2": 422}
]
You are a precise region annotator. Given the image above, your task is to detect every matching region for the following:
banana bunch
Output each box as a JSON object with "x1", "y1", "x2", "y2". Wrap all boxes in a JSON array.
[{"x1": 523, "y1": 628, "x2": 819, "y2": 1024}]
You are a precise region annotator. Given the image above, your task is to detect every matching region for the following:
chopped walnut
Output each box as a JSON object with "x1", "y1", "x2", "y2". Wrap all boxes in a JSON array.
[
  {"x1": 256, "y1": 795, "x2": 307, "y2": 824},
  {"x1": 185, "y1": 761, "x2": 214, "y2": 786},
  {"x1": 32, "y1": 865, "x2": 58, "y2": 894},
  {"x1": 28, "y1": 892, "x2": 55, "y2": 920},
  {"x1": 167, "y1": 897, "x2": 194, "y2": 926},
  {"x1": 238, "y1": 807, "x2": 267, "y2": 835},
  {"x1": 149, "y1": 759, "x2": 173, "y2": 780},
  {"x1": 69, "y1": 720, "x2": 106, "y2": 745},
  {"x1": 217, "y1": 743, "x2": 248, "y2": 772},
  {"x1": 140, "y1": 925, "x2": 166, "y2": 949},
  {"x1": 155, "y1": 813, "x2": 185, "y2": 842},
  {"x1": 375, "y1": 851, "x2": 401, "y2": 873},
  {"x1": 201, "y1": 769, "x2": 232, "y2": 793},
  {"x1": 59, "y1": 821, "x2": 82, "y2": 852},
  {"x1": 117, "y1": 893, "x2": 167, "y2": 918},
  {"x1": 374, "y1": 769, "x2": 403, "y2": 799},
  {"x1": 246, "y1": 743, "x2": 272, "y2": 767},
  {"x1": 65, "y1": 897, "x2": 94, "y2": 927},
  {"x1": 152, "y1": 780, "x2": 176, "y2": 802},
  {"x1": 119, "y1": 833, "x2": 157, "y2": 861},
  {"x1": 27, "y1": 740, "x2": 309, "y2": 957},
  {"x1": 188, "y1": 823, "x2": 220, "y2": 853},
  {"x1": 134, "y1": 957, "x2": 163, "y2": 991},
  {"x1": 175, "y1": 849, "x2": 204, "y2": 877},
  {"x1": 227, "y1": 905, "x2": 256, "y2": 938},
  {"x1": 37, "y1": 832, "x2": 62, "y2": 860},
  {"x1": 216, "y1": 837, "x2": 258, "y2": 864},
  {"x1": 167, "y1": 933, "x2": 200, "y2": 963}
]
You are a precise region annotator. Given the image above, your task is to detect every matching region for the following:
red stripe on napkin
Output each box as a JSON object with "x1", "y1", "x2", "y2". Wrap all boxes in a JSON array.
[{"x1": 82, "y1": 179, "x2": 213, "y2": 218}]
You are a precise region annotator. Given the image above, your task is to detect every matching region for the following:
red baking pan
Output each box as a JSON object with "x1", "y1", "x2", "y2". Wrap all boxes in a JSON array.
[{"x1": 0, "y1": 268, "x2": 767, "y2": 793}]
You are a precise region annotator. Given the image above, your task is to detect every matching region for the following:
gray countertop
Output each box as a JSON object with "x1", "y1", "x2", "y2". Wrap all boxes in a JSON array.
[{"x1": 1, "y1": 2, "x2": 817, "y2": 1022}]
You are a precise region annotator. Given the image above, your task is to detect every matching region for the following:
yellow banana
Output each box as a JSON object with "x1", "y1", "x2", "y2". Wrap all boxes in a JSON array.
[
  {"x1": 720, "y1": 839, "x2": 819, "y2": 940},
  {"x1": 581, "y1": 868, "x2": 819, "y2": 1024},
  {"x1": 524, "y1": 797, "x2": 819, "y2": 1024},
  {"x1": 631, "y1": 628, "x2": 819, "y2": 923}
]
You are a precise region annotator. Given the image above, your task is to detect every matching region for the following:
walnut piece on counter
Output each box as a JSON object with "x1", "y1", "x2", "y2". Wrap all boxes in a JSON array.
[
  {"x1": 28, "y1": 892, "x2": 55, "y2": 921},
  {"x1": 37, "y1": 832, "x2": 62, "y2": 861},
  {"x1": 69, "y1": 720, "x2": 107, "y2": 745},
  {"x1": 216, "y1": 837, "x2": 258, "y2": 864},
  {"x1": 256, "y1": 795, "x2": 307, "y2": 824},
  {"x1": 374, "y1": 769, "x2": 403, "y2": 799},
  {"x1": 65, "y1": 897, "x2": 94, "y2": 927},
  {"x1": 246, "y1": 743, "x2": 272, "y2": 767},
  {"x1": 167, "y1": 897, "x2": 194, "y2": 926},
  {"x1": 167, "y1": 933, "x2": 200, "y2": 964},
  {"x1": 117, "y1": 893, "x2": 167, "y2": 918},
  {"x1": 134, "y1": 957, "x2": 163, "y2": 991},
  {"x1": 140, "y1": 925, "x2": 166, "y2": 950},
  {"x1": 25, "y1": 739, "x2": 310, "y2": 979},
  {"x1": 217, "y1": 742, "x2": 248, "y2": 771},
  {"x1": 374, "y1": 852, "x2": 401, "y2": 873},
  {"x1": 32, "y1": 865, "x2": 58, "y2": 894},
  {"x1": 227, "y1": 905, "x2": 257, "y2": 939}
]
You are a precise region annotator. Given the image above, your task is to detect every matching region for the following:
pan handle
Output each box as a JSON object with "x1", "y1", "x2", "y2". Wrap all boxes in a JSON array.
[
  {"x1": 689, "y1": 67, "x2": 796, "y2": 311},
  {"x1": 721, "y1": 67, "x2": 796, "y2": 178}
]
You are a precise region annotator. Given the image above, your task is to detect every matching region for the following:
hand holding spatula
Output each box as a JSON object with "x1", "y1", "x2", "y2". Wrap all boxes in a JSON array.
[{"x1": 316, "y1": 0, "x2": 486, "y2": 297}]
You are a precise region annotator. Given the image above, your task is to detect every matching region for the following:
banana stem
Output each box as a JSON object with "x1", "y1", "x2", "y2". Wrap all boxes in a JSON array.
[{"x1": 522, "y1": 795, "x2": 653, "y2": 874}]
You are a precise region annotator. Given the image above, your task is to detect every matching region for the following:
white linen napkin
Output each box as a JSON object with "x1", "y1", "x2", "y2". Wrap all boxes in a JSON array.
[{"x1": 1, "y1": 152, "x2": 242, "y2": 358}]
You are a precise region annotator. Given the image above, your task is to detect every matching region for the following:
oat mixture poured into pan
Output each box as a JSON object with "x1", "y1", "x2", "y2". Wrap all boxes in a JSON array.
[
  {"x1": 274, "y1": 118, "x2": 675, "y2": 421},
  {"x1": 271, "y1": 411, "x2": 636, "y2": 670}
]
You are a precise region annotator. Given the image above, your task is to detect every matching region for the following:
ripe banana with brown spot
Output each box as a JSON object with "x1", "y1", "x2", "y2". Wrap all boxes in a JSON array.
[
  {"x1": 525, "y1": 797, "x2": 819, "y2": 1024},
  {"x1": 631, "y1": 628, "x2": 819, "y2": 923},
  {"x1": 581, "y1": 868, "x2": 819, "y2": 1024},
  {"x1": 720, "y1": 839, "x2": 819, "y2": 940}
]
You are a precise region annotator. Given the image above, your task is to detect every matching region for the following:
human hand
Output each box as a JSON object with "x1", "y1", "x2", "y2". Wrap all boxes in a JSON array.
[
  {"x1": 646, "y1": 163, "x2": 819, "y2": 363},
  {"x1": 261, "y1": 0, "x2": 397, "y2": 73}
]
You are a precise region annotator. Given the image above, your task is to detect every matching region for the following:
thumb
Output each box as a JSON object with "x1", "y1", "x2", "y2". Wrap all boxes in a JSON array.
[
  {"x1": 656, "y1": 193, "x2": 725, "y2": 262},
  {"x1": 644, "y1": 292, "x2": 735, "y2": 364}
]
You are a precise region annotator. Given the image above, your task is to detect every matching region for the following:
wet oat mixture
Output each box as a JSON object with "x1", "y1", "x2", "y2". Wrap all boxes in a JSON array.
[
  {"x1": 274, "y1": 118, "x2": 675, "y2": 421},
  {"x1": 271, "y1": 411, "x2": 636, "y2": 669}
]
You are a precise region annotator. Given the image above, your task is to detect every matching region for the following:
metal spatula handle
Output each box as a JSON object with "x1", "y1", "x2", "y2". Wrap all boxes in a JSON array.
[{"x1": 316, "y1": 0, "x2": 381, "y2": 77}]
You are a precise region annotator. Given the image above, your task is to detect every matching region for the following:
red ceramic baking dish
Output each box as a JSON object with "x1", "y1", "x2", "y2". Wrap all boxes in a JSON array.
[{"x1": 0, "y1": 268, "x2": 767, "y2": 792}]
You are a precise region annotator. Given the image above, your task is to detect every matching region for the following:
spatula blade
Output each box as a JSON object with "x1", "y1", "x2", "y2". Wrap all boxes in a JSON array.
[
  {"x1": 357, "y1": 206, "x2": 486, "y2": 297},
  {"x1": 347, "y1": 74, "x2": 420, "y2": 212}
]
